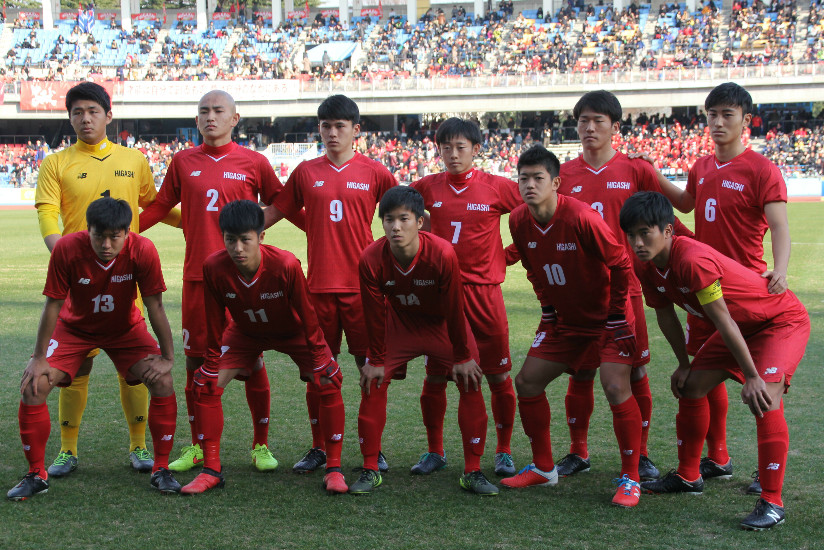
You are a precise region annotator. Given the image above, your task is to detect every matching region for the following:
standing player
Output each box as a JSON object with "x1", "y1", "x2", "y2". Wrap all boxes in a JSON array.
[
  {"x1": 620, "y1": 191, "x2": 808, "y2": 530},
  {"x1": 140, "y1": 90, "x2": 295, "y2": 474},
  {"x1": 502, "y1": 146, "x2": 642, "y2": 508},
  {"x1": 655, "y1": 83, "x2": 790, "y2": 494},
  {"x1": 7, "y1": 198, "x2": 180, "y2": 500},
  {"x1": 272, "y1": 95, "x2": 396, "y2": 474},
  {"x1": 35, "y1": 81, "x2": 181, "y2": 477},
  {"x1": 352, "y1": 186, "x2": 497, "y2": 496},
  {"x1": 410, "y1": 118, "x2": 520, "y2": 476},
  {"x1": 180, "y1": 201, "x2": 347, "y2": 495}
]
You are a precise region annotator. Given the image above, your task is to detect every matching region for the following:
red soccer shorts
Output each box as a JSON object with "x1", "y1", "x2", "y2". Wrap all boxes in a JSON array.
[
  {"x1": 463, "y1": 283, "x2": 512, "y2": 375},
  {"x1": 382, "y1": 308, "x2": 480, "y2": 380},
  {"x1": 216, "y1": 322, "x2": 334, "y2": 381},
  {"x1": 527, "y1": 320, "x2": 634, "y2": 371},
  {"x1": 685, "y1": 312, "x2": 715, "y2": 356},
  {"x1": 691, "y1": 311, "x2": 810, "y2": 389},
  {"x1": 630, "y1": 294, "x2": 651, "y2": 368},
  {"x1": 46, "y1": 319, "x2": 160, "y2": 386},
  {"x1": 310, "y1": 292, "x2": 368, "y2": 357}
]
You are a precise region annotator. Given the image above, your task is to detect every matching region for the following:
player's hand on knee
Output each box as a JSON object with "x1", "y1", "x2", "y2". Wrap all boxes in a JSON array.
[
  {"x1": 359, "y1": 360, "x2": 384, "y2": 396},
  {"x1": 670, "y1": 366, "x2": 691, "y2": 399},
  {"x1": 452, "y1": 359, "x2": 482, "y2": 392},
  {"x1": 21, "y1": 356, "x2": 55, "y2": 397},
  {"x1": 606, "y1": 315, "x2": 636, "y2": 357},
  {"x1": 142, "y1": 354, "x2": 173, "y2": 385},
  {"x1": 192, "y1": 364, "x2": 219, "y2": 396},
  {"x1": 313, "y1": 359, "x2": 342, "y2": 390},
  {"x1": 762, "y1": 269, "x2": 788, "y2": 294},
  {"x1": 741, "y1": 375, "x2": 771, "y2": 417}
]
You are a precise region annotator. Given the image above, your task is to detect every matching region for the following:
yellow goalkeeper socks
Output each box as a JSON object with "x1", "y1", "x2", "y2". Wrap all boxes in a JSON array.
[
  {"x1": 119, "y1": 373, "x2": 149, "y2": 451},
  {"x1": 58, "y1": 374, "x2": 90, "y2": 456}
]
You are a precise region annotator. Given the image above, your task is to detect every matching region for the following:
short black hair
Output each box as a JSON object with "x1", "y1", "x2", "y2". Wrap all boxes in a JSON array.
[
  {"x1": 378, "y1": 186, "x2": 425, "y2": 219},
  {"x1": 66, "y1": 81, "x2": 111, "y2": 113},
  {"x1": 219, "y1": 200, "x2": 265, "y2": 235},
  {"x1": 317, "y1": 94, "x2": 360, "y2": 123},
  {"x1": 573, "y1": 90, "x2": 622, "y2": 123},
  {"x1": 619, "y1": 191, "x2": 675, "y2": 233},
  {"x1": 435, "y1": 117, "x2": 483, "y2": 146},
  {"x1": 517, "y1": 145, "x2": 560, "y2": 178},
  {"x1": 86, "y1": 197, "x2": 132, "y2": 232},
  {"x1": 704, "y1": 82, "x2": 753, "y2": 116}
]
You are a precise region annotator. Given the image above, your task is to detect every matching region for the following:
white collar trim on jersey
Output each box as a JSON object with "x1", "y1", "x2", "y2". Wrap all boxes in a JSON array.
[
  {"x1": 714, "y1": 159, "x2": 733, "y2": 170},
  {"x1": 532, "y1": 222, "x2": 554, "y2": 235},
  {"x1": 655, "y1": 267, "x2": 671, "y2": 279},
  {"x1": 394, "y1": 263, "x2": 416, "y2": 276},
  {"x1": 206, "y1": 154, "x2": 231, "y2": 162},
  {"x1": 95, "y1": 258, "x2": 117, "y2": 271},
  {"x1": 236, "y1": 274, "x2": 259, "y2": 288},
  {"x1": 448, "y1": 184, "x2": 470, "y2": 195}
]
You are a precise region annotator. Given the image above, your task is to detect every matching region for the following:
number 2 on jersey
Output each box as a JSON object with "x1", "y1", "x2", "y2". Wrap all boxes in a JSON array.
[{"x1": 206, "y1": 189, "x2": 219, "y2": 211}]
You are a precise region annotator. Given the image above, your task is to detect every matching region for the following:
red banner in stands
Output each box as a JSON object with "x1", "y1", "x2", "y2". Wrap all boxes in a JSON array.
[
  {"x1": 19, "y1": 11, "x2": 41, "y2": 20},
  {"x1": 20, "y1": 81, "x2": 115, "y2": 111},
  {"x1": 287, "y1": 9, "x2": 308, "y2": 19},
  {"x1": 58, "y1": 12, "x2": 76, "y2": 20},
  {"x1": 97, "y1": 12, "x2": 117, "y2": 20},
  {"x1": 254, "y1": 11, "x2": 273, "y2": 19},
  {"x1": 321, "y1": 9, "x2": 340, "y2": 18},
  {"x1": 212, "y1": 12, "x2": 231, "y2": 20},
  {"x1": 360, "y1": 7, "x2": 383, "y2": 17},
  {"x1": 131, "y1": 12, "x2": 158, "y2": 21},
  {"x1": 176, "y1": 12, "x2": 196, "y2": 20}
]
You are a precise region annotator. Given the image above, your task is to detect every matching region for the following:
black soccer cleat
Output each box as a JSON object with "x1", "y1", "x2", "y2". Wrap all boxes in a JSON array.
[
  {"x1": 150, "y1": 467, "x2": 181, "y2": 494},
  {"x1": 293, "y1": 447, "x2": 327, "y2": 474},
  {"x1": 555, "y1": 453, "x2": 591, "y2": 477},
  {"x1": 699, "y1": 456, "x2": 733, "y2": 480},
  {"x1": 746, "y1": 471, "x2": 762, "y2": 495},
  {"x1": 7, "y1": 472, "x2": 49, "y2": 501},
  {"x1": 378, "y1": 450, "x2": 390, "y2": 473},
  {"x1": 638, "y1": 455, "x2": 661, "y2": 481},
  {"x1": 740, "y1": 498, "x2": 785, "y2": 530},
  {"x1": 641, "y1": 470, "x2": 703, "y2": 495}
]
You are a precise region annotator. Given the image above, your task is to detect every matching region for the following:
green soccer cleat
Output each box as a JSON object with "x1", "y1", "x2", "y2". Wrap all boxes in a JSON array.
[
  {"x1": 47, "y1": 450, "x2": 78, "y2": 478},
  {"x1": 251, "y1": 443, "x2": 279, "y2": 472},
  {"x1": 129, "y1": 447, "x2": 154, "y2": 473},
  {"x1": 168, "y1": 443, "x2": 203, "y2": 473},
  {"x1": 349, "y1": 469, "x2": 382, "y2": 495},
  {"x1": 459, "y1": 470, "x2": 499, "y2": 496}
]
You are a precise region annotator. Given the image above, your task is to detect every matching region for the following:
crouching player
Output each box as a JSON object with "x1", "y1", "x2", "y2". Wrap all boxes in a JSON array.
[
  {"x1": 8, "y1": 197, "x2": 180, "y2": 500},
  {"x1": 181, "y1": 200, "x2": 347, "y2": 495},
  {"x1": 352, "y1": 186, "x2": 497, "y2": 496},
  {"x1": 620, "y1": 191, "x2": 809, "y2": 529},
  {"x1": 502, "y1": 146, "x2": 643, "y2": 508}
]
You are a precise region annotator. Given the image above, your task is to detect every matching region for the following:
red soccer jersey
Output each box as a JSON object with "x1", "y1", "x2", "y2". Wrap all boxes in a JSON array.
[
  {"x1": 274, "y1": 152, "x2": 396, "y2": 293},
  {"x1": 202, "y1": 244, "x2": 329, "y2": 369},
  {"x1": 686, "y1": 149, "x2": 787, "y2": 273},
  {"x1": 43, "y1": 231, "x2": 166, "y2": 337},
  {"x1": 359, "y1": 231, "x2": 473, "y2": 367},
  {"x1": 509, "y1": 194, "x2": 634, "y2": 334},
  {"x1": 637, "y1": 235, "x2": 806, "y2": 331},
  {"x1": 139, "y1": 141, "x2": 284, "y2": 281},
  {"x1": 411, "y1": 169, "x2": 522, "y2": 285}
]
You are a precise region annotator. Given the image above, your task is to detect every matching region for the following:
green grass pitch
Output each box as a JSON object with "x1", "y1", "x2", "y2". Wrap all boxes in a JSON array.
[{"x1": 0, "y1": 204, "x2": 822, "y2": 549}]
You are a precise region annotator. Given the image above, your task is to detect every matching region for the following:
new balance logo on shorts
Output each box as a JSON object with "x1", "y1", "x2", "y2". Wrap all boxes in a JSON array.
[
  {"x1": 499, "y1": 358, "x2": 508, "y2": 366},
  {"x1": 190, "y1": 170, "x2": 201, "y2": 176},
  {"x1": 764, "y1": 367, "x2": 778, "y2": 375}
]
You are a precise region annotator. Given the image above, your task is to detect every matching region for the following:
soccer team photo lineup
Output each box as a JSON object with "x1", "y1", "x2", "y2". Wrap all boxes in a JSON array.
[{"x1": 3, "y1": 76, "x2": 817, "y2": 536}]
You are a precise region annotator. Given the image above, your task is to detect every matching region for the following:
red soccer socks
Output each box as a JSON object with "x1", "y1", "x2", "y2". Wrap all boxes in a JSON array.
[
  {"x1": 489, "y1": 376, "x2": 516, "y2": 455},
  {"x1": 756, "y1": 404, "x2": 788, "y2": 507},
  {"x1": 518, "y1": 393, "x2": 554, "y2": 472},
  {"x1": 565, "y1": 377, "x2": 595, "y2": 458},
  {"x1": 420, "y1": 379, "x2": 447, "y2": 456},
  {"x1": 148, "y1": 394, "x2": 177, "y2": 472},
  {"x1": 676, "y1": 397, "x2": 710, "y2": 481},
  {"x1": 610, "y1": 396, "x2": 642, "y2": 482},
  {"x1": 705, "y1": 382, "x2": 730, "y2": 465},
  {"x1": 245, "y1": 365, "x2": 270, "y2": 448},
  {"x1": 19, "y1": 402, "x2": 50, "y2": 476},
  {"x1": 631, "y1": 374, "x2": 653, "y2": 457}
]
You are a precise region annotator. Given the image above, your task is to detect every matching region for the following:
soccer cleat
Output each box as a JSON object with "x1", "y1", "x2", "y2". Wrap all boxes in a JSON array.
[
  {"x1": 349, "y1": 469, "x2": 382, "y2": 495},
  {"x1": 638, "y1": 455, "x2": 660, "y2": 481},
  {"x1": 747, "y1": 471, "x2": 762, "y2": 495},
  {"x1": 555, "y1": 453, "x2": 591, "y2": 477},
  {"x1": 168, "y1": 444, "x2": 203, "y2": 473},
  {"x1": 293, "y1": 447, "x2": 326, "y2": 474},
  {"x1": 378, "y1": 450, "x2": 390, "y2": 473},
  {"x1": 612, "y1": 474, "x2": 641, "y2": 508},
  {"x1": 7, "y1": 472, "x2": 49, "y2": 501},
  {"x1": 494, "y1": 452, "x2": 517, "y2": 476},
  {"x1": 699, "y1": 456, "x2": 733, "y2": 480},
  {"x1": 181, "y1": 468, "x2": 225, "y2": 495},
  {"x1": 410, "y1": 452, "x2": 447, "y2": 475},
  {"x1": 740, "y1": 498, "x2": 785, "y2": 530},
  {"x1": 641, "y1": 470, "x2": 703, "y2": 495},
  {"x1": 459, "y1": 470, "x2": 499, "y2": 496},
  {"x1": 323, "y1": 471, "x2": 348, "y2": 495},
  {"x1": 501, "y1": 464, "x2": 558, "y2": 488},
  {"x1": 150, "y1": 467, "x2": 181, "y2": 494},
  {"x1": 129, "y1": 447, "x2": 154, "y2": 473},
  {"x1": 47, "y1": 450, "x2": 78, "y2": 478},
  {"x1": 251, "y1": 444, "x2": 279, "y2": 472}
]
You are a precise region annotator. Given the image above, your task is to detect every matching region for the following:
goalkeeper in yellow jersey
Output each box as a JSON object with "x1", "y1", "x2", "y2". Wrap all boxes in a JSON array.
[{"x1": 35, "y1": 81, "x2": 180, "y2": 476}]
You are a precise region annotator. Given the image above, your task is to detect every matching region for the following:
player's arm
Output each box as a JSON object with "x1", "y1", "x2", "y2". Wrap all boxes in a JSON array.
[
  {"x1": 358, "y1": 254, "x2": 388, "y2": 394},
  {"x1": 139, "y1": 161, "x2": 181, "y2": 232},
  {"x1": 258, "y1": 157, "x2": 307, "y2": 231},
  {"x1": 763, "y1": 201, "x2": 790, "y2": 294},
  {"x1": 262, "y1": 203, "x2": 307, "y2": 232},
  {"x1": 141, "y1": 292, "x2": 175, "y2": 384},
  {"x1": 21, "y1": 297, "x2": 64, "y2": 396},
  {"x1": 652, "y1": 303, "x2": 692, "y2": 398},
  {"x1": 504, "y1": 242, "x2": 521, "y2": 266},
  {"x1": 35, "y1": 155, "x2": 63, "y2": 252},
  {"x1": 137, "y1": 156, "x2": 182, "y2": 229},
  {"x1": 631, "y1": 152, "x2": 695, "y2": 213}
]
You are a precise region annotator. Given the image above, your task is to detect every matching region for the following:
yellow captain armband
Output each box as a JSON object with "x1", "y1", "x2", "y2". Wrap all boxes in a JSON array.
[
  {"x1": 37, "y1": 203, "x2": 61, "y2": 239},
  {"x1": 696, "y1": 280, "x2": 723, "y2": 305}
]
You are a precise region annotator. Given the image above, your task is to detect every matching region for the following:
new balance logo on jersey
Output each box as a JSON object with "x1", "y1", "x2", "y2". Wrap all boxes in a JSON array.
[
  {"x1": 657, "y1": 286, "x2": 666, "y2": 292},
  {"x1": 571, "y1": 186, "x2": 582, "y2": 193},
  {"x1": 190, "y1": 170, "x2": 202, "y2": 176},
  {"x1": 224, "y1": 171, "x2": 248, "y2": 181},
  {"x1": 313, "y1": 180, "x2": 324, "y2": 187},
  {"x1": 679, "y1": 287, "x2": 690, "y2": 293},
  {"x1": 606, "y1": 181, "x2": 631, "y2": 190},
  {"x1": 78, "y1": 278, "x2": 91, "y2": 284},
  {"x1": 111, "y1": 274, "x2": 133, "y2": 283},
  {"x1": 346, "y1": 181, "x2": 370, "y2": 191},
  {"x1": 698, "y1": 177, "x2": 704, "y2": 185},
  {"x1": 225, "y1": 292, "x2": 236, "y2": 298},
  {"x1": 557, "y1": 243, "x2": 577, "y2": 251},
  {"x1": 220, "y1": 345, "x2": 230, "y2": 356},
  {"x1": 77, "y1": 173, "x2": 88, "y2": 179},
  {"x1": 722, "y1": 179, "x2": 745, "y2": 192},
  {"x1": 766, "y1": 463, "x2": 780, "y2": 470},
  {"x1": 413, "y1": 279, "x2": 435, "y2": 286},
  {"x1": 433, "y1": 202, "x2": 443, "y2": 207},
  {"x1": 261, "y1": 291, "x2": 284, "y2": 299},
  {"x1": 764, "y1": 367, "x2": 778, "y2": 375},
  {"x1": 528, "y1": 242, "x2": 537, "y2": 248},
  {"x1": 467, "y1": 203, "x2": 490, "y2": 211},
  {"x1": 114, "y1": 170, "x2": 135, "y2": 178},
  {"x1": 385, "y1": 280, "x2": 396, "y2": 286}
]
